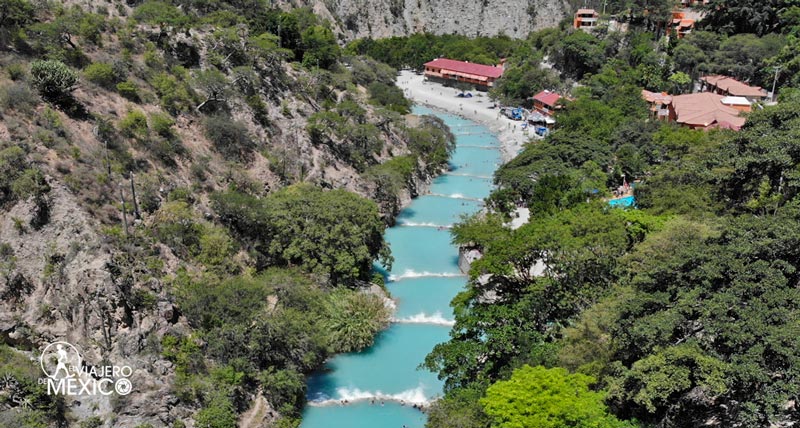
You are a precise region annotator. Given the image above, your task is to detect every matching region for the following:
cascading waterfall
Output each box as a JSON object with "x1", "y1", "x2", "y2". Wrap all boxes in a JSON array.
[{"x1": 301, "y1": 106, "x2": 501, "y2": 428}]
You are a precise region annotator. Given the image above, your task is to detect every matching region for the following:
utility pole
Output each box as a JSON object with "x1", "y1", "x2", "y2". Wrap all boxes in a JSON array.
[
  {"x1": 104, "y1": 140, "x2": 111, "y2": 176},
  {"x1": 771, "y1": 66, "x2": 781, "y2": 102},
  {"x1": 119, "y1": 184, "x2": 129, "y2": 237},
  {"x1": 129, "y1": 173, "x2": 141, "y2": 220}
]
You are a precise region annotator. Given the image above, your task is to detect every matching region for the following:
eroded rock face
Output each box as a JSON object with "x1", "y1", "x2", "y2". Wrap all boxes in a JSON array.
[
  {"x1": 0, "y1": 182, "x2": 190, "y2": 427},
  {"x1": 282, "y1": 0, "x2": 569, "y2": 40}
]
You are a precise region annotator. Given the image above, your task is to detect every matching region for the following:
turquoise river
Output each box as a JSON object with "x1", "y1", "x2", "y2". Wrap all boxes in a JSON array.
[{"x1": 301, "y1": 106, "x2": 502, "y2": 428}]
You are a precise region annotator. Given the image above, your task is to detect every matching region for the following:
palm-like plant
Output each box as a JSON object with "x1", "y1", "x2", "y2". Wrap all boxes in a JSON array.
[{"x1": 323, "y1": 291, "x2": 391, "y2": 353}]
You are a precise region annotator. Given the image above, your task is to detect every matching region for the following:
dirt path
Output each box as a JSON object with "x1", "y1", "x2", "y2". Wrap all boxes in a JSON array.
[{"x1": 239, "y1": 392, "x2": 271, "y2": 428}]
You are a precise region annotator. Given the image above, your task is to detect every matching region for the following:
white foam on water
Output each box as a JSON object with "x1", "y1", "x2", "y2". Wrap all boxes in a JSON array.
[
  {"x1": 392, "y1": 311, "x2": 456, "y2": 326},
  {"x1": 443, "y1": 172, "x2": 492, "y2": 179},
  {"x1": 308, "y1": 386, "x2": 432, "y2": 407},
  {"x1": 428, "y1": 193, "x2": 482, "y2": 202},
  {"x1": 388, "y1": 269, "x2": 465, "y2": 281},
  {"x1": 458, "y1": 144, "x2": 498, "y2": 149},
  {"x1": 396, "y1": 221, "x2": 452, "y2": 228}
]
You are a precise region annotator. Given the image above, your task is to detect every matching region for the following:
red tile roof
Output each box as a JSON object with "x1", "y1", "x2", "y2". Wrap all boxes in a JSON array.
[
  {"x1": 701, "y1": 75, "x2": 765, "y2": 98},
  {"x1": 532, "y1": 90, "x2": 562, "y2": 107},
  {"x1": 423, "y1": 58, "x2": 504, "y2": 79},
  {"x1": 642, "y1": 89, "x2": 672, "y2": 105},
  {"x1": 671, "y1": 92, "x2": 746, "y2": 130}
]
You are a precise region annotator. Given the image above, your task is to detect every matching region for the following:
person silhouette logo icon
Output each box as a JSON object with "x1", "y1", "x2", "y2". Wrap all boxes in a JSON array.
[
  {"x1": 54, "y1": 344, "x2": 71, "y2": 378},
  {"x1": 40, "y1": 341, "x2": 82, "y2": 380}
]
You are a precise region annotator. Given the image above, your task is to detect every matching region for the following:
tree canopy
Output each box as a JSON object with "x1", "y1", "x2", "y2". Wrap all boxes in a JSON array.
[{"x1": 482, "y1": 366, "x2": 634, "y2": 428}]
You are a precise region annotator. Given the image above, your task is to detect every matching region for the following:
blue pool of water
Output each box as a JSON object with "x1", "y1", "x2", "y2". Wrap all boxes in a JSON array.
[
  {"x1": 609, "y1": 195, "x2": 636, "y2": 207},
  {"x1": 301, "y1": 106, "x2": 501, "y2": 428}
]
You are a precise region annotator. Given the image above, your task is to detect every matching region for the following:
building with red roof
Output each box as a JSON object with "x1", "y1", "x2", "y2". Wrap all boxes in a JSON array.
[
  {"x1": 531, "y1": 90, "x2": 564, "y2": 116},
  {"x1": 574, "y1": 8, "x2": 599, "y2": 29},
  {"x1": 668, "y1": 92, "x2": 746, "y2": 130},
  {"x1": 423, "y1": 58, "x2": 504, "y2": 90},
  {"x1": 700, "y1": 75, "x2": 766, "y2": 100},
  {"x1": 669, "y1": 12, "x2": 695, "y2": 39},
  {"x1": 642, "y1": 90, "x2": 672, "y2": 120}
]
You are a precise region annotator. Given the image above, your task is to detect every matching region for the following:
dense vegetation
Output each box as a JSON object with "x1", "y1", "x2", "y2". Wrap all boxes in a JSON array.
[
  {"x1": 0, "y1": 0, "x2": 451, "y2": 427},
  {"x1": 353, "y1": 0, "x2": 800, "y2": 107},
  {"x1": 3, "y1": 0, "x2": 800, "y2": 426},
  {"x1": 419, "y1": 3, "x2": 800, "y2": 428},
  {"x1": 166, "y1": 268, "x2": 390, "y2": 425}
]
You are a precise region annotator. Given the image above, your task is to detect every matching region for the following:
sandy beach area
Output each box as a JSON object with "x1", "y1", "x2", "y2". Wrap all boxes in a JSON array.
[{"x1": 396, "y1": 70, "x2": 533, "y2": 163}]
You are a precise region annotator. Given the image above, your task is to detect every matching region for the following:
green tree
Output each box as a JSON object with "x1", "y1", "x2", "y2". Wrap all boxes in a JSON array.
[
  {"x1": 261, "y1": 184, "x2": 391, "y2": 285},
  {"x1": 481, "y1": 365, "x2": 634, "y2": 428},
  {"x1": 491, "y1": 55, "x2": 559, "y2": 105},
  {"x1": 301, "y1": 25, "x2": 339, "y2": 69},
  {"x1": 426, "y1": 204, "x2": 629, "y2": 391},
  {"x1": 667, "y1": 71, "x2": 691, "y2": 93},
  {"x1": 178, "y1": 276, "x2": 272, "y2": 330},
  {"x1": 0, "y1": 0, "x2": 34, "y2": 28},
  {"x1": 607, "y1": 211, "x2": 800, "y2": 425},
  {"x1": 427, "y1": 386, "x2": 491, "y2": 428},
  {"x1": 194, "y1": 393, "x2": 237, "y2": 428},
  {"x1": 194, "y1": 68, "x2": 231, "y2": 111},
  {"x1": 212, "y1": 185, "x2": 391, "y2": 285},
  {"x1": 714, "y1": 100, "x2": 800, "y2": 213},
  {"x1": 701, "y1": 0, "x2": 794, "y2": 36},
  {"x1": 551, "y1": 31, "x2": 606, "y2": 80},
  {"x1": 367, "y1": 81, "x2": 411, "y2": 114}
]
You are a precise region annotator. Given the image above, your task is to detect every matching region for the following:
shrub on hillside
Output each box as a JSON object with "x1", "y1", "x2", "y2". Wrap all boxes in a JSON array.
[
  {"x1": 204, "y1": 115, "x2": 255, "y2": 161},
  {"x1": 6, "y1": 63, "x2": 26, "y2": 81},
  {"x1": 116, "y1": 80, "x2": 140, "y2": 101},
  {"x1": 30, "y1": 60, "x2": 77, "y2": 99},
  {"x1": 149, "y1": 112, "x2": 175, "y2": 139},
  {"x1": 83, "y1": 62, "x2": 117, "y2": 88},
  {"x1": 119, "y1": 110, "x2": 148, "y2": 140},
  {"x1": 0, "y1": 82, "x2": 38, "y2": 113},
  {"x1": 132, "y1": 1, "x2": 189, "y2": 27},
  {"x1": 0, "y1": 146, "x2": 29, "y2": 204},
  {"x1": 368, "y1": 82, "x2": 411, "y2": 114}
]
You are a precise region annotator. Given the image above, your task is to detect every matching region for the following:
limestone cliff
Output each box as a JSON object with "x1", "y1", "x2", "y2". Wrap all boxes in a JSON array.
[{"x1": 291, "y1": 0, "x2": 570, "y2": 39}]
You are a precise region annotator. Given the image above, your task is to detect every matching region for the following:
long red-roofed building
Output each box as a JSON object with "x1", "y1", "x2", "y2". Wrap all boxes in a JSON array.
[
  {"x1": 423, "y1": 58, "x2": 504, "y2": 90},
  {"x1": 700, "y1": 75, "x2": 766, "y2": 100}
]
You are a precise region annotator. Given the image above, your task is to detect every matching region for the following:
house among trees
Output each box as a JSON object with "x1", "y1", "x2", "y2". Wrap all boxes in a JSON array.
[
  {"x1": 423, "y1": 58, "x2": 504, "y2": 91},
  {"x1": 668, "y1": 92, "x2": 746, "y2": 130},
  {"x1": 573, "y1": 8, "x2": 599, "y2": 29},
  {"x1": 700, "y1": 75, "x2": 767, "y2": 101},
  {"x1": 531, "y1": 90, "x2": 565, "y2": 116},
  {"x1": 641, "y1": 90, "x2": 672, "y2": 120},
  {"x1": 669, "y1": 11, "x2": 695, "y2": 39}
]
